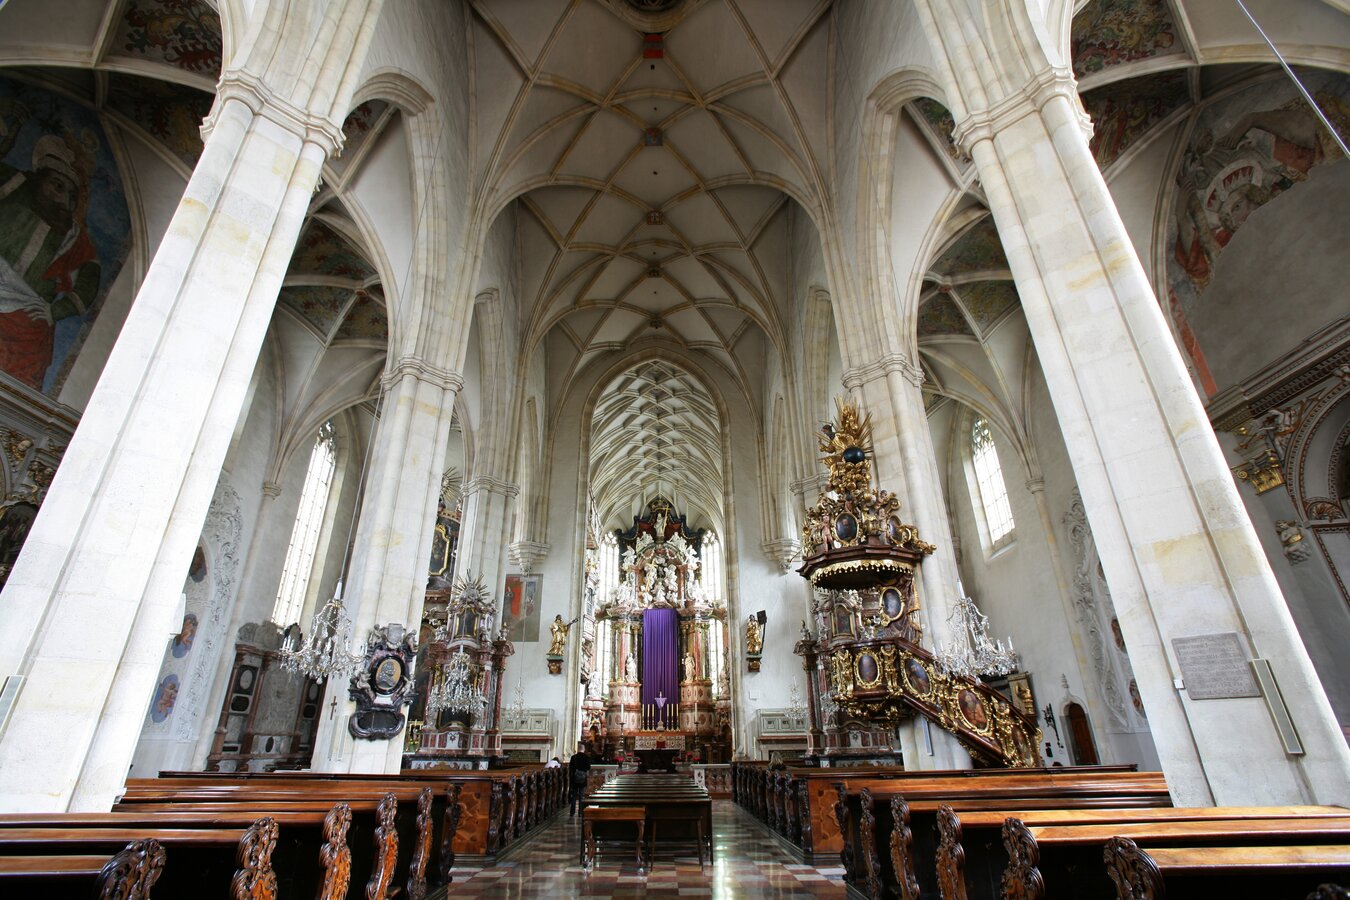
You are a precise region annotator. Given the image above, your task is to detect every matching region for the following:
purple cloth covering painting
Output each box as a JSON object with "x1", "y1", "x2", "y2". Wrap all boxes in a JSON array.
[{"x1": 642, "y1": 607, "x2": 679, "y2": 728}]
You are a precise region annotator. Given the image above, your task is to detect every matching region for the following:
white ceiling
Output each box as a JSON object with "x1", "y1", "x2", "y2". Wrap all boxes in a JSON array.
[{"x1": 471, "y1": 0, "x2": 833, "y2": 523}]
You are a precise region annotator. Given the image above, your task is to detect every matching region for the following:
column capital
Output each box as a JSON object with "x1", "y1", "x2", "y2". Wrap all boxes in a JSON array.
[
  {"x1": 380, "y1": 356, "x2": 464, "y2": 393},
  {"x1": 203, "y1": 71, "x2": 348, "y2": 157},
  {"x1": 761, "y1": 538, "x2": 801, "y2": 573},
  {"x1": 462, "y1": 474, "x2": 519, "y2": 498},
  {"x1": 841, "y1": 352, "x2": 924, "y2": 390},
  {"x1": 951, "y1": 65, "x2": 1091, "y2": 157},
  {"x1": 509, "y1": 540, "x2": 551, "y2": 574},
  {"x1": 260, "y1": 480, "x2": 283, "y2": 498},
  {"x1": 1024, "y1": 477, "x2": 1046, "y2": 495}
]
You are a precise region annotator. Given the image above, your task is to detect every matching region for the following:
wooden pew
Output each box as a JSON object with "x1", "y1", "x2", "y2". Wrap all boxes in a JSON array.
[
  {"x1": 918, "y1": 803, "x2": 1350, "y2": 900},
  {"x1": 1103, "y1": 837, "x2": 1350, "y2": 900},
  {"x1": 835, "y1": 771, "x2": 1172, "y2": 898},
  {"x1": 586, "y1": 774, "x2": 713, "y2": 864},
  {"x1": 0, "y1": 838, "x2": 163, "y2": 898},
  {"x1": 760, "y1": 764, "x2": 1142, "y2": 859},
  {"x1": 1000, "y1": 816, "x2": 1350, "y2": 900}
]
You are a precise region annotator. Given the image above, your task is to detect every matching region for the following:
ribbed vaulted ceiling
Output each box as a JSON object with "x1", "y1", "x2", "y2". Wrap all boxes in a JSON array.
[{"x1": 589, "y1": 360, "x2": 723, "y2": 531}]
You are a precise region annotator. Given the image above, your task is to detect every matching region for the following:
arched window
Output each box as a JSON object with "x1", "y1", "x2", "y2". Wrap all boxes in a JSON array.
[
  {"x1": 970, "y1": 417, "x2": 1015, "y2": 546},
  {"x1": 272, "y1": 421, "x2": 337, "y2": 626}
]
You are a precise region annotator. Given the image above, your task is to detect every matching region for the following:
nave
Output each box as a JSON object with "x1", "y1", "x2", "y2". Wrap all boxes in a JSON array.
[{"x1": 449, "y1": 801, "x2": 847, "y2": 900}]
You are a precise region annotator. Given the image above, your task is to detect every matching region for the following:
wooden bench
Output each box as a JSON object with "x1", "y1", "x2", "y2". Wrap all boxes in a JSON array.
[
  {"x1": 1103, "y1": 837, "x2": 1350, "y2": 900},
  {"x1": 583, "y1": 806, "x2": 646, "y2": 870},
  {"x1": 0, "y1": 781, "x2": 460, "y2": 899},
  {"x1": 836, "y1": 771, "x2": 1171, "y2": 897},
  {"x1": 587, "y1": 774, "x2": 714, "y2": 865},
  {"x1": 999, "y1": 816, "x2": 1350, "y2": 900},
  {"x1": 913, "y1": 803, "x2": 1350, "y2": 900}
]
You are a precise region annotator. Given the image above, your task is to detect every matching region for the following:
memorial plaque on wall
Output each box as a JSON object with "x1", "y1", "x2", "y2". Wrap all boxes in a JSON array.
[{"x1": 1171, "y1": 632, "x2": 1261, "y2": 700}]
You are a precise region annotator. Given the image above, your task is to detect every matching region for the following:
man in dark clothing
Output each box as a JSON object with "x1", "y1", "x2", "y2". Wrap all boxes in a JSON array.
[{"x1": 568, "y1": 742, "x2": 592, "y2": 816}]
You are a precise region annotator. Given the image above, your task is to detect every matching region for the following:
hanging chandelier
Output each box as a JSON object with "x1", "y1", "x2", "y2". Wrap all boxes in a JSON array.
[
  {"x1": 426, "y1": 649, "x2": 487, "y2": 719},
  {"x1": 278, "y1": 583, "x2": 365, "y2": 683},
  {"x1": 787, "y1": 680, "x2": 808, "y2": 725},
  {"x1": 933, "y1": 593, "x2": 1018, "y2": 679}
]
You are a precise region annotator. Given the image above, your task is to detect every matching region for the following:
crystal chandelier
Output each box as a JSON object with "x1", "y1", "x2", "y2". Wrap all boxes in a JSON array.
[
  {"x1": 505, "y1": 673, "x2": 528, "y2": 721},
  {"x1": 933, "y1": 593, "x2": 1018, "y2": 679},
  {"x1": 787, "y1": 680, "x2": 808, "y2": 727},
  {"x1": 278, "y1": 583, "x2": 365, "y2": 683},
  {"x1": 426, "y1": 649, "x2": 487, "y2": 719}
]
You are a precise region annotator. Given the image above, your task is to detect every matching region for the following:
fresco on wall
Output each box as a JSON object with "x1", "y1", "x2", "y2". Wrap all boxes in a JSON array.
[
  {"x1": 1167, "y1": 71, "x2": 1350, "y2": 316},
  {"x1": 1070, "y1": 0, "x2": 1183, "y2": 79},
  {"x1": 916, "y1": 294, "x2": 973, "y2": 337},
  {"x1": 931, "y1": 217, "x2": 1008, "y2": 276},
  {"x1": 333, "y1": 290, "x2": 389, "y2": 343},
  {"x1": 105, "y1": 74, "x2": 212, "y2": 169},
  {"x1": 910, "y1": 98, "x2": 964, "y2": 163},
  {"x1": 1084, "y1": 69, "x2": 1189, "y2": 169},
  {"x1": 0, "y1": 76, "x2": 131, "y2": 395},
  {"x1": 330, "y1": 100, "x2": 390, "y2": 178},
  {"x1": 502, "y1": 574, "x2": 543, "y2": 643},
  {"x1": 150, "y1": 673, "x2": 180, "y2": 723},
  {"x1": 289, "y1": 221, "x2": 377, "y2": 281},
  {"x1": 278, "y1": 285, "x2": 353, "y2": 338},
  {"x1": 956, "y1": 280, "x2": 1019, "y2": 334},
  {"x1": 142, "y1": 544, "x2": 210, "y2": 734},
  {"x1": 114, "y1": 0, "x2": 223, "y2": 77}
]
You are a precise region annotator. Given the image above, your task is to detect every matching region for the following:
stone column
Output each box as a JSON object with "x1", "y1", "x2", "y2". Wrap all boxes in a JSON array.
[
  {"x1": 0, "y1": 76, "x2": 356, "y2": 810},
  {"x1": 457, "y1": 476, "x2": 520, "y2": 602},
  {"x1": 917, "y1": 0, "x2": 1350, "y2": 805},
  {"x1": 312, "y1": 361, "x2": 461, "y2": 774}
]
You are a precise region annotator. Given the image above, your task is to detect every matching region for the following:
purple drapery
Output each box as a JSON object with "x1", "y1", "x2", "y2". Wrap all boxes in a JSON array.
[{"x1": 642, "y1": 608, "x2": 679, "y2": 728}]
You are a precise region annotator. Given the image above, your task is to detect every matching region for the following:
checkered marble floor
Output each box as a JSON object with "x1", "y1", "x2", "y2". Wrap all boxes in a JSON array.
[{"x1": 443, "y1": 800, "x2": 849, "y2": 898}]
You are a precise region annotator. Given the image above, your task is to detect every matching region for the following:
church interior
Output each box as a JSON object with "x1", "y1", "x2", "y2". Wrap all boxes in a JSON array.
[{"x1": 0, "y1": 0, "x2": 1348, "y2": 895}]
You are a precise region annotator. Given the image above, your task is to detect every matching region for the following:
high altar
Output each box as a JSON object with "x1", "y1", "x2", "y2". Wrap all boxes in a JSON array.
[{"x1": 593, "y1": 500, "x2": 731, "y2": 762}]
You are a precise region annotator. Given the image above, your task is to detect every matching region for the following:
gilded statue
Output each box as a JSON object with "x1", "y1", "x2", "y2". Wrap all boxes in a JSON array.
[
  {"x1": 548, "y1": 614, "x2": 575, "y2": 656},
  {"x1": 745, "y1": 615, "x2": 763, "y2": 656}
]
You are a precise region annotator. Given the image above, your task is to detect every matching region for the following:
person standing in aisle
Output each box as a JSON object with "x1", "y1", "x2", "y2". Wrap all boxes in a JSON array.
[{"x1": 568, "y1": 742, "x2": 592, "y2": 816}]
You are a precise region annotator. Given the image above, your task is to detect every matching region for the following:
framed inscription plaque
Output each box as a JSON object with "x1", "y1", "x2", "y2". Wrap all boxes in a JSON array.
[{"x1": 1171, "y1": 632, "x2": 1260, "y2": 700}]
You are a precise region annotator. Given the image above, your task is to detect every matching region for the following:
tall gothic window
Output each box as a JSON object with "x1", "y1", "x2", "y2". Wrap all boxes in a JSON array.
[
  {"x1": 272, "y1": 421, "x2": 337, "y2": 626},
  {"x1": 970, "y1": 417, "x2": 1015, "y2": 546}
]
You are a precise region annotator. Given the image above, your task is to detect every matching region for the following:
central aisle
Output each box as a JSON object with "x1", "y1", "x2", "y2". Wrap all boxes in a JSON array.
[{"x1": 445, "y1": 799, "x2": 848, "y2": 898}]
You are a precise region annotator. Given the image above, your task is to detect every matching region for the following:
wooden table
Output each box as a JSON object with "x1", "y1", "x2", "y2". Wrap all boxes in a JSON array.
[{"x1": 586, "y1": 775, "x2": 713, "y2": 865}]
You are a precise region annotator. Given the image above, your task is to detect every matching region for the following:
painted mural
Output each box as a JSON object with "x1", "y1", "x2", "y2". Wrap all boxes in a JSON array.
[
  {"x1": 0, "y1": 76, "x2": 131, "y2": 395},
  {"x1": 105, "y1": 74, "x2": 212, "y2": 169},
  {"x1": 917, "y1": 294, "x2": 973, "y2": 337},
  {"x1": 114, "y1": 0, "x2": 223, "y2": 77},
  {"x1": 910, "y1": 98, "x2": 963, "y2": 163},
  {"x1": 956, "y1": 280, "x2": 1019, "y2": 334},
  {"x1": 278, "y1": 285, "x2": 353, "y2": 338},
  {"x1": 142, "y1": 544, "x2": 210, "y2": 733},
  {"x1": 1070, "y1": 0, "x2": 1183, "y2": 79},
  {"x1": 1083, "y1": 69, "x2": 1189, "y2": 169},
  {"x1": 932, "y1": 217, "x2": 1009, "y2": 276},
  {"x1": 1168, "y1": 71, "x2": 1350, "y2": 315},
  {"x1": 289, "y1": 221, "x2": 377, "y2": 281},
  {"x1": 333, "y1": 290, "x2": 389, "y2": 343},
  {"x1": 502, "y1": 574, "x2": 543, "y2": 643}
]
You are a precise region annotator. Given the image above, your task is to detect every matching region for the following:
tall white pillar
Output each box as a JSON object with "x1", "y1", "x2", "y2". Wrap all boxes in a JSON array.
[
  {"x1": 916, "y1": 0, "x2": 1349, "y2": 805},
  {"x1": 312, "y1": 361, "x2": 461, "y2": 774},
  {"x1": 0, "y1": 81, "x2": 349, "y2": 809}
]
